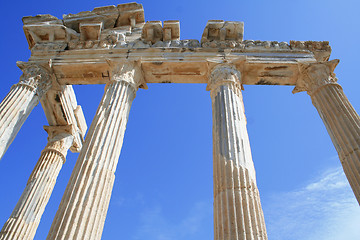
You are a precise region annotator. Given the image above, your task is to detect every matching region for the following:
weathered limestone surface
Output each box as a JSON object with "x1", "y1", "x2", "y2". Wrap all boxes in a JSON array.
[
  {"x1": 0, "y1": 62, "x2": 52, "y2": 160},
  {"x1": 208, "y1": 64, "x2": 267, "y2": 240},
  {"x1": 41, "y1": 85, "x2": 87, "y2": 152},
  {"x1": 0, "y1": 126, "x2": 73, "y2": 240},
  {"x1": 46, "y1": 61, "x2": 145, "y2": 240},
  {"x1": 3, "y1": 2, "x2": 359, "y2": 240},
  {"x1": 294, "y1": 60, "x2": 360, "y2": 204}
]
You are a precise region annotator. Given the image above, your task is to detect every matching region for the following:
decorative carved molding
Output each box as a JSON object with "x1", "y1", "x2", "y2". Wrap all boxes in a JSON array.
[
  {"x1": 31, "y1": 42, "x2": 68, "y2": 52},
  {"x1": 106, "y1": 61, "x2": 147, "y2": 92},
  {"x1": 207, "y1": 64, "x2": 242, "y2": 92},
  {"x1": 43, "y1": 125, "x2": 74, "y2": 163},
  {"x1": 202, "y1": 39, "x2": 290, "y2": 49},
  {"x1": 290, "y1": 40, "x2": 331, "y2": 61},
  {"x1": 293, "y1": 59, "x2": 340, "y2": 95},
  {"x1": 290, "y1": 40, "x2": 330, "y2": 51},
  {"x1": 16, "y1": 62, "x2": 53, "y2": 98}
]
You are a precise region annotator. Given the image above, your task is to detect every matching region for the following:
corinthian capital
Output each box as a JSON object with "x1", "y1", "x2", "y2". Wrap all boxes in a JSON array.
[
  {"x1": 106, "y1": 60, "x2": 147, "y2": 92},
  {"x1": 293, "y1": 59, "x2": 340, "y2": 95},
  {"x1": 16, "y1": 62, "x2": 53, "y2": 98},
  {"x1": 206, "y1": 64, "x2": 242, "y2": 91}
]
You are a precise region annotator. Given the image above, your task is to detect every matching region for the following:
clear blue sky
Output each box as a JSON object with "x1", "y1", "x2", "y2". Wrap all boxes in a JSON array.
[{"x1": 0, "y1": 0, "x2": 359, "y2": 239}]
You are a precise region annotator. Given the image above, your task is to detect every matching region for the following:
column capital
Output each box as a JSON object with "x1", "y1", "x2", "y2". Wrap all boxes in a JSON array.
[
  {"x1": 106, "y1": 60, "x2": 147, "y2": 92},
  {"x1": 293, "y1": 59, "x2": 340, "y2": 95},
  {"x1": 43, "y1": 125, "x2": 74, "y2": 163},
  {"x1": 206, "y1": 64, "x2": 242, "y2": 92},
  {"x1": 16, "y1": 61, "x2": 53, "y2": 98}
]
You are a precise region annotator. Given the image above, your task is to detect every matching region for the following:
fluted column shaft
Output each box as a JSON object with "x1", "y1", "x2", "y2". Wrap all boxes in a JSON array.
[
  {"x1": 208, "y1": 64, "x2": 267, "y2": 240},
  {"x1": 0, "y1": 125, "x2": 73, "y2": 240},
  {"x1": 0, "y1": 63, "x2": 52, "y2": 160},
  {"x1": 47, "y1": 62, "x2": 145, "y2": 240},
  {"x1": 294, "y1": 59, "x2": 360, "y2": 204}
]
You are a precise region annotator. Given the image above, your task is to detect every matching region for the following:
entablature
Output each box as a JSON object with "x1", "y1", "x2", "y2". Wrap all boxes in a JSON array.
[
  {"x1": 21, "y1": 3, "x2": 332, "y2": 87},
  {"x1": 28, "y1": 46, "x2": 317, "y2": 86}
]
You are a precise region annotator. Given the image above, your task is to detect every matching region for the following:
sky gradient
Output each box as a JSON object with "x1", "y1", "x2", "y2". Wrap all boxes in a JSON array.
[{"x1": 0, "y1": 0, "x2": 359, "y2": 239}]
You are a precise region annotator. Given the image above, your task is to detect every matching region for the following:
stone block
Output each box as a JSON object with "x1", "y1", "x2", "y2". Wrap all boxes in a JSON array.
[
  {"x1": 201, "y1": 20, "x2": 244, "y2": 43},
  {"x1": 63, "y1": 5, "x2": 119, "y2": 32},
  {"x1": 163, "y1": 20, "x2": 180, "y2": 41},
  {"x1": 74, "y1": 105, "x2": 87, "y2": 138},
  {"x1": 116, "y1": 2, "x2": 145, "y2": 27},
  {"x1": 142, "y1": 21, "x2": 163, "y2": 44},
  {"x1": 23, "y1": 24, "x2": 79, "y2": 49},
  {"x1": 80, "y1": 22, "x2": 103, "y2": 41},
  {"x1": 22, "y1": 14, "x2": 62, "y2": 25}
]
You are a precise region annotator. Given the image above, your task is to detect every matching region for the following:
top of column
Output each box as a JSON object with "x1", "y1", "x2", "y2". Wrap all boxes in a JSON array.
[
  {"x1": 293, "y1": 59, "x2": 340, "y2": 95},
  {"x1": 207, "y1": 64, "x2": 242, "y2": 92}
]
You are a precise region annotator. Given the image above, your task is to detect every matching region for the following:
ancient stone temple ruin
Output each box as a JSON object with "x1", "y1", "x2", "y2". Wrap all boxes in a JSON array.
[{"x1": 0, "y1": 2, "x2": 359, "y2": 240}]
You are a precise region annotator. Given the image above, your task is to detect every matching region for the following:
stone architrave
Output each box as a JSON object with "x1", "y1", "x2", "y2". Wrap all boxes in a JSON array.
[
  {"x1": 46, "y1": 61, "x2": 146, "y2": 240},
  {"x1": 0, "y1": 62, "x2": 52, "y2": 160},
  {"x1": 0, "y1": 125, "x2": 74, "y2": 240},
  {"x1": 207, "y1": 64, "x2": 267, "y2": 240},
  {"x1": 294, "y1": 59, "x2": 360, "y2": 204}
]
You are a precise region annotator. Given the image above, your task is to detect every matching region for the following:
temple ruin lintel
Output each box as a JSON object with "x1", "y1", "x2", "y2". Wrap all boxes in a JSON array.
[{"x1": 26, "y1": 46, "x2": 315, "y2": 86}]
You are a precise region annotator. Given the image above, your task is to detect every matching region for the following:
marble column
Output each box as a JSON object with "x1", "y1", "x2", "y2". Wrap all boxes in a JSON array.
[
  {"x1": 293, "y1": 59, "x2": 360, "y2": 204},
  {"x1": 207, "y1": 64, "x2": 267, "y2": 240},
  {"x1": 47, "y1": 61, "x2": 145, "y2": 240},
  {"x1": 0, "y1": 62, "x2": 52, "y2": 160},
  {"x1": 0, "y1": 125, "x2": 74, "y2": 240}
]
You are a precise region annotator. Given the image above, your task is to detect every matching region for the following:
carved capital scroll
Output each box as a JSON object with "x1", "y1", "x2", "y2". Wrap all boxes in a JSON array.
[
  {"x1": 293, "y1": 59, "x2": 340, "y2": 95},
  {"x1": 106, "y1": 60, "x2": 147, "y2": 95},
  {"x1": 207, "y1": 64, "x2": 242, "y2": 92},
  {"x1": 16, "y1": 62, "x2": 53, "y2": 98},
  {"x1": 42, "y1": 125, "x2": 74, "y2": 164}
]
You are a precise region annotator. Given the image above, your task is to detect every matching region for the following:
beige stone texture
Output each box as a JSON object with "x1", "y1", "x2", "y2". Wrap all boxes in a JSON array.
[
  {"x1": 201, "y1": 20, "x2": 244, "y2": 43},
  {"x1": 208, "y1": 64, "x2": 267, "y2": 240},
  {"x1": 1, "y1": 2, "x2": 359, "y2": 240},
  {"x1": 294, "y1": 60, "x2": 360, "y2": 204},
  {"x1": 46, "y1": 61, "x2": 146, "y2": 240},
  {"x1": 0, "y1": 63, "x2": 52, "y2": 160},
  {"x1": 0, "y1": 126, "x2": 73, "y2": 240},
  {"x1": 40, "y1": 85, "x2": 87, "y2": 152}
]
